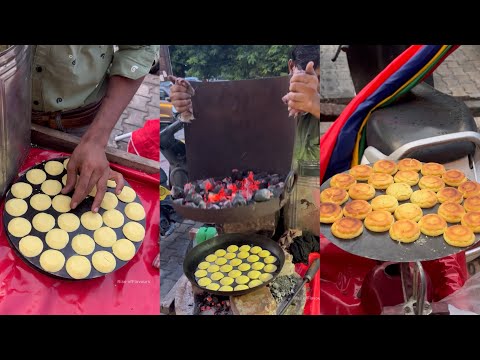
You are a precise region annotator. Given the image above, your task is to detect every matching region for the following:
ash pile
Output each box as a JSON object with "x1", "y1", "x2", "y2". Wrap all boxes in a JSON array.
[{"x1": 172, "y1": 169, "x2": 286, "y2": 209}]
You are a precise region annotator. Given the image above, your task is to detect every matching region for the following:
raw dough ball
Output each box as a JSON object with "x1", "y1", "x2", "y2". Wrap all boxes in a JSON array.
[
  {"x1": 264, "y1": 264, "x2": 277, "y2": 273},
  {"x1": 122, "y1": 222, "x2": 145, "y2": 242},
  {"x1": 19, "y1": 235, "x2": 43, "y2": 257},
  {"x1": 239, "y1": 245, "x2": 251, "y2": 252},
  {"x1": 117, "y1": 186, "x2": 136, "y2": 203},
  {"x1": 30, "y1": 194, "x2": 52, "y2": 211},
  {"x1": 8, "y1": 218, "x2": 32, "y2": 237},
  {"x1": 124, "y1": 202, "x2": 146, "y2": 221},
  {"x1": 5, "y1": 198, "x2": 28, "y2": 217},
  {"x1": 40, "y1": 249, "x2": 65, "y2": 272},
  {"x1": 235, "y1": 275, "x2": 250, "y2": 285},
  {"x1": 228, "y1": 270, "x2": 242, "y2": 278},
  {"x1": 237, "y1": 251, "x2": 249, "y2": 259},
  {"x1": 92, "y1": 251, "x2": 117, "y2": 273},
  {"x1": 247, "y1": 255, "x2": 259, "y2": 263},
  {"x1": 258, "y1": 250, "x2": 271, "y2": 258},
  {"x1": 238, "y1": 263, "x2": 251, "y2": 272},
  {"x1": 41, "y1": 180, "x2": 62, "y2": 196},
  {"x1": 247, "y1": 270, "x2": 261, "y2": 279},
  {"x1": 250, "y1": 246, "x2": 262, "y2": 254},
  {"x1": 198, "y1": 261, "x2": 210, "y2": 270},
  {"x1": 207, "y1": 264, "x2": 220, "y2": 273},
  {"x1": 26, "y1": 169, "x2": 46, "y2": 185},
  {"x1": 58, "y1": 213, "x2": 81, "y2": 232},
  {"x1": 227, "y1": 245, "x2": 238, "y2": 253},
  {"x1": 220, "y1": 277, "x2": 234, "y2": 286},
  {"x1": 219, "y1": 285, "x2": 233, "y2": 292},
  {"x1": 234, "y1": 285, "x2": 249, "y2": 291},
  {"x1": 264, "y1": 256, "x2": 276, "y2": 264},
  {"x1": 102, "y1": 209, "x2": 125, "y2": 228},
  {"x1": 210, "y1": 272, "x2": 224, "y2": 281},
  {"x1": 224, "y1": 252, "x2": 236, "y2": 260},
  {"x1": 259, "y1": 273, "x2": 273, "y2": 282},
  {"x1": 220, "y1": 264, "x2": 233, "y2": 273},
  {"x1": 81, "y1": 211, "x2": 103, "y2": 231},
  {"x1": 198, "y1": 277, "x2": 212, "y2": 287},
  {"x1": 248, "y1": 280, "x2": 263, "y2": 288},
  {"x1": 107, "y1": 180, "x2": 117, "y2": 188},
  {"x1": 52, "y1": 195, "x2": 72, "y2": 213},
  {"x1": 63, "y1": 158, "x2": 69, "y2": 169},
  {"x1": 195, "y1": 269, "x2": 207, "y2": 278},
  {"x1": 72, "y1": 234, "x2": 95, "y2": 256},
  {"x1": 215, "y1": 249, "x2": 227, "y2": 257},
  {"x1": 205, "y1": 254, "x2": 217, "y2": 262},
  {"x1": 45, "y1": 228, "x2": 69, "y2": 250},
  {"x1": 100, "y1": 192, "x2": 118, "y2": 210},
  {"x1": 230, "y1": 259, "x2": 242, "y2": 267},
  {"x1": 45, "y1": 161, "x2": 64, "y2": 176},
  {"x1": 93, "y1": 227, "x2": 117, "y2": 247},
  {"x1": 215, "y1": 257, "x2": 227, "y2": 266},
  {"x1": 66, "y1": 256, "x2": 92, "y2": 279},
  {"x1": 11, "y1": 182, "x2": 32, "y2": 199},
  {"x1": 252, "y1": 262, "x2": 265, "y2": 271},
  {"x1": 32, "y1": 213, "x2": 55, "y2": 232},
  {"x1": 206, "y1": 283, "x2": 220, "y2": 291},
  {"x1": 112, "y1": 239, "x2": 136, "y2": 261}
]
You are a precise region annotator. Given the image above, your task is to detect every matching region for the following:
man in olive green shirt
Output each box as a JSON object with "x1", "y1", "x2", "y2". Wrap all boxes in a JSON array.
[{"x1": 32, "y1": 45, "x2": 159, "y2": 213}]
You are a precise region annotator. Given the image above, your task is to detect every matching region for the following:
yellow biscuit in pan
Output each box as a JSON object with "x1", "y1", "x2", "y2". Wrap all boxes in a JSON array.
[
  {"x1": 394, "y1": 203, "x2": 423, "y2": 222},
  {"x1": 442, "y1": 169, "x2": 467, "y2": 187},
  {"x1": 397, "y1": 158, "x2": 422, "y2": 172},
  {"x1": 372, "y1": 160, "x2": 398, "y2": 175},
  {"x1": 348, "y1": 183, "x2": 376, "y2": 201},
  {"x1": 330, "y1": 173, "x2": 357, "y2": 190},
  {"x1": 368, "y1": 173, "x2": 394, "y2": 190},
  {"x1": 437, "y1": 187, "x2": 463, "y2": 204},
  {"x1": 418, "y1": 214, "x2": 447, "y2": 236},
  {"x1": 331, "y1": 217, "x2": 364, "y2": 239},
  {"x1": 461, "y1": 211, "x2": 480, "y2": 233},
  {"x1": 342, "y1": 200, "x2": 372, "y2": 220},
  {"x1": 444, "y1": 225, "x2": 475, "y2": 247},
  {"x1": 320, "y1": 202, "x2": 343, "y2": 224},
  {"x1": 386, "y1": 183, "x2": 413, "y2": 201},
  {"x1": 418, "y1": 175, "x2": 445, "y2": 192},
  {"x1": 320, "y1": 187, "x2": 349, "y2": 205},
  {"x1": 438, "y1": 201, "x2": 466, "y2": 223},
  {"x1": 393, "y1": 170, "x2": 420, "y2": 186},
  {"x1": 349, "y1": 164, "x2": 373, "y2": 181},
  {"x1": 364, "y1": 210, "x2": 394, "y2": 232},
  {"x1": 389, "y1": 219, "x2": 421, "y2": 243},
  {"x1": 410, "y1": 190, "x2": 438, "y2": 209},
  {"x1": 371, "y1": 195, "x2": 398, "y2": 213},
  {"x1": 421, "y1": 162, "x2": 446, "y2": 177},
  {"x1": 464, "y1": 195, "x2": 480, "y2": 212},
  {"x1": 458, "y1": 181, "x2": 480, "y2": 198}
]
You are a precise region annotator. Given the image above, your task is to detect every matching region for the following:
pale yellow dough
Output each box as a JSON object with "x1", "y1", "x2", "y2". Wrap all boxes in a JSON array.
[
  {"x1": 230, "y1": 259, "x2": 242, "y2": 267},
  {"x1": 11, "y1": 182, "x2": 32, "y2": 199},
  {"x1": 19, "y1": 236, "x2": 43, "y2": 257},
  {"x1": 235, "y1": 285, "x2": 249, "y2": 291},
  {"x1": 102, "y1": 209, "x2": 125, "y2": 228},
  {"x1": 124, "y1": 202, "x2": 146, "y2": 221},
  {"x1": 5, "y1": 198, "x2": 28, "y2": 217},
  {"x1": 61, "y1": 174, "x2": 79, "y2": 187},
  {"x1": 30, "y1": 194, "x2": 52, "y2": 211},
  {"x1": 63, "y1": 158, "x2": 69, "y2": 169},
  {"x1": 205, "y1": 254, "x2": 217, "y2": 262},
  {"x1": 44, "y1": 161, "x2": 64, "y2": 176},
  {"x1": 92, "y1": 251, "x2": 116, "y2": 273},
  {"x1": 248, "y1": 280, "x2": 263, "y2": 288},
  {"x1": 206, "y1": 283, "x2": 220, "y2": 291},
  {"x1": 264, "y1": 256, "x2": 276, "y2": 264},
  {"x1": 80, "y1": 211, "x2": 103, "y2": 231},
  {"x1": 26, "y1": 169, "x2": 46, "y2": 185},
  {"x1": 258, "y1": 250, "x2": 271, "y2": 258},
  {"x1": 235, "y1": 275, "x2": 250, "y2": 285},
  {"x1": 45, "y1": 228, "x2": 69, "y2": 250},
  {"x1": 8, "y1": 218, "x2": 32, "y2": 238},
  {"x1": 66, "y1": 256, "x2": 92, "y2": 279},
  {"x1": 40, "y1": 249, "x2": 65, "y2": 272},
  {"x1": 219, "y1": 285, "x2": 233, "y2": 292},
  {"x1": 259, "y1": 273, "x2": 273, "y2": 282},
  {"x1": 107, "y1": 180, "x2": 117, "y2": 188},
  {"x1": 239, "y1": 245, "x2": 251, "y2": 252},
  {"x1": 52, "y1": 195, "x2": 72, "y2": 213},
  {"x1": 238, "y1": 263, "x2": 251, "y2": 271},
  {"x1": 215, "y1": 249, "x2": 227, "y2": 257},
  {"x1": 220, "y1": 264, "x2": 233, "y2": 273},
  {"x1": 93, "y1": 227, "x2": 117, "y2": 247},
  {"x1": 198, "y1": 262, "x2": 210, "y2": 270},
  {"x1": 58, "y1": 213, "x2": 81, "y2": 232},
  {"x1": 227, "y1": 245, "x2": 238, "y2": 253},
  {"x1": 237, "y1": 251, "x2": 249, "y2": 259},
  {"x1": 117, "y1": 186, "x2": 136, "y2": 203},
  {"x1": 112, "y1": 239, "x2": 136, "y2": 261},
  {"x1": 71, "y1": 234, "x2": 95, "y2": 256},
  {"x1": 248, "y1": 270, "x2": 261, "y2": 279},
  {"x1": 198, "y1": 278, "x2": 212, "y2": 287},
  {"x1": 264, "y1": 264, "x2": 277, "y2": 273},
  {"x1": 32, "y1": 213, "x2": 55, "y2": 232},
  {"x1": 41, "y1": 180, "x2": 62, "y2": 196},
  {"x1": 224, "y1": 253, "x2": 236, "y2": 260},
  {"x1": 100, "y1": 192, "x2": 118, "y2": 210},
  {"x1": 122, "y1": 222, "x2": 145, "y2": 242},
  {"x1": 250, "y1": 246, "x2": 262, "y2": 254},
  {"x1": 252, "y1": 262, "x2": 265, "y2": 271}
]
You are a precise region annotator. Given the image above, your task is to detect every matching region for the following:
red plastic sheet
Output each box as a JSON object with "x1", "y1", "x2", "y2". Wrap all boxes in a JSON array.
[
  {"x1": 0, "y1": 148, "x2": 160, "y2": 314},
  {"x1": 295, "y1": 252, "x2": 320, "y2": 315}
]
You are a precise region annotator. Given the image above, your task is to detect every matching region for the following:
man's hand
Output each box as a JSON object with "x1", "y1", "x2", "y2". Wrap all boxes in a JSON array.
[
  {"x1": 62, "y1": 142, "x2": 125, "y2": 212},
  {"x1": 167, "y1": 75, "x2": 194, "y2": 115},
  {"x1": 282, "y1": 61, "x2": 320, "y2": 119}
]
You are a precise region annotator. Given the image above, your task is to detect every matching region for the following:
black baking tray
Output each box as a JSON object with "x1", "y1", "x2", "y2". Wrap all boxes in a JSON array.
[{"x1": 3, "y1": 157, "x2": 146, "y2": 280}]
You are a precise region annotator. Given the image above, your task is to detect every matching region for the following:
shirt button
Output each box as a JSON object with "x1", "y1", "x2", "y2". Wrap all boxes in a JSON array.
[
  {"x1": 36, "y1": 66, "x2": 42, "y2": 72},
  {"x1": 33, "y1": 101, "x2": 39, "y2": 105}
]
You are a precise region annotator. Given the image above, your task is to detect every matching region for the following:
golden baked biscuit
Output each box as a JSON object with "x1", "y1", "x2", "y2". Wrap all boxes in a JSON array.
[
  {"x1": 373, "y1": 160, "x2": 398, "y2": 175},
  {"x1": 444, "y1": 225, "x2": 475, "y2": 247},
  {"x1": 437, "y1": 187, "x2": 463, "y2": 204},
  {"x1": 418, "y1": 175, "x2": 445, "y2": 192},
  {"x1": 421, "y1": 162, "x2": 446, "y2": 177},
  {"x1": 349, "y1": 164, "x2": 373, "y2": 181},
  {"x1": 393, "y1": 170, "x2": 420, "y2": 186},
  {"x1": 438, "y1": 201, "x2": 466, "y2": 223},
  {"x1": 368, "y1": 173, "x2": 394, "y2": 190},
  {"x1": 386, "y1": 183, "x2": 413, "y2": 201},
  {"x1": 342, "y1": 200, "x2": 372, "y2": 220},
  {"x1": 331, "y1": 217, "x2": 364, "y2": 239},
  {"x1": 394, "y1": 203, "x2": 423, "y2": 222},
  {"x1": 410, "y1": 189, "x2": 438, "y2": 208},
  {"x1": 320, "y1": 203, "x2": 343, "y2": 223},
  {"x1": 348, "y1": 183, "x2": 376, "y2": 201},
  {"x1": 461, "y1": 211, "x2": 480, "y2": 233},
  {"x1": 458, "y1": 181, "x2": 480, "y2": 198},
  {"x1": 389, "y1": 219, "x2": 421, "y2": 243},
  {"x1": 442, "y1": 169, "x2": 467, "y2": 187},
  {"x1": 330, "y1": 173, "x2": 357, "y2": 190},
  {"x1": 364, "y1": 210, "x2": 394, "y2": 232},
  {"x1": 320, "y1": 187, "x2": 349, "y2": 205},
  {"x1": 418, "y1": 214, "x2": 447, "y2": 236},
  {"x1": 371, "y1": 195, "x2": 399, "y2": 213},
  {"x1": 397, "y1": 158, "x2": 422, "y2": 172},
  {"x1": 464, "y1": 195, "x2": 480, "y2": 212}
]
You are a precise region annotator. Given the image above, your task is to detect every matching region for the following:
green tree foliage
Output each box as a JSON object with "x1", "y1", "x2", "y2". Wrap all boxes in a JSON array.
[{"x1": 170, "y1": 45, "x2": 293, "y2": 80}]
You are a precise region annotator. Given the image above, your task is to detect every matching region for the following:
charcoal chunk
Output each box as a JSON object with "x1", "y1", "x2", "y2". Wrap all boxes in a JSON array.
[
  {"x1": 192, "y1": 193, "x2": 203, "y2": 206},
  {"x1": 185, "y1": 202, "x2": 198, "y2": 208},
  {"x1": 232, "y1": 193, "x2": 246, "y2": 207},
  {"x1": 173, "y1": 198, "x2": 184, "y2": 205},
  {"x1": 170, "y1": 186, "x2": 184, "y2": 199},
  {"x1": 211, "y1": 185, "x2": 223, "y2": 194},
  {"x1": 254, "y1": 189, "x2": 273, "y2": 202},
  {"x1": 198, "y1": 201, "x2": 207, "y2": 209}
]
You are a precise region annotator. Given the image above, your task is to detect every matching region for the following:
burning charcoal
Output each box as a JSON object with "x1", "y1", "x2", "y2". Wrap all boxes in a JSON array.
[
  {"x1": 173, "y1": 198, "x2": 184, "y2": 205},
  {"x1": 232, "y1": 193, "x2": 246, "y2": 207},
  {"x1": 222, "y1": 200, "x2": 232, "y2": 208},
  {"x1": 185, "y1": 192, "x2": 194, "y2": 203},
  {"x1": 184, "y1": 183, "x2": 194, "y2": 193},
  {"x1": 198, "y1": 201, "x2": 207, "y2": 209},
  {"x1": 254, "y1": 189, "x2": 273, "y2": 202},
  {"x1": 207, "y1": 203, "x2": 220, "y2": 210},
  {"x1": 225, "y1": 188, "x2": 233, "y2": 197},
  {"x1": 192, "y1": 193, "x2": 203, "y2": 206},
  {"x1": 170, "y1": 186, "x2": 184, "y2": 199},
  {"x1": 211, "y1": 184, "x2": 223, "y2": 194},
  {"x1": 195, "y1": 184, "x2": 202, "y2": 193},
  {"x1": 185, "y1": 202, "x2": 198, "y2": 208},
  {"x1": 268, "y1": 185, "x2": 283, "y2": 198}
]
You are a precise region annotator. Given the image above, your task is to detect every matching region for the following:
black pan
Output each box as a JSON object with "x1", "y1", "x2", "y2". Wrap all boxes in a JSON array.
[
  {"x1": 320, "y1": 165, "x2": 480, "y2": 262},
  {"x1": 183, "y1": 233, "x2": 285, "y2": 297}
]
